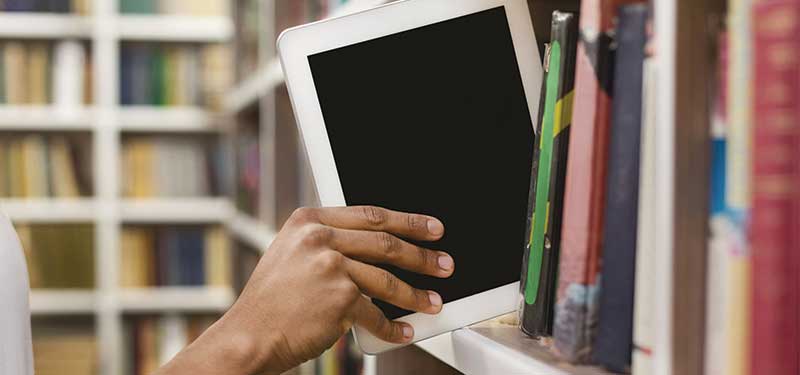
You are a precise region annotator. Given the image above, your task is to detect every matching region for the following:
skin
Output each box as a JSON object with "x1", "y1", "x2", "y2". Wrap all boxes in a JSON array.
[{"x1": 155, "y1": 206, "x2": 455, "y2": 375}]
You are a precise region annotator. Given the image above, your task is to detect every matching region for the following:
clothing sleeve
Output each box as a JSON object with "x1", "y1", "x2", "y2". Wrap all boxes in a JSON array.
[{"x1": 0, "y1": 212, "x2": 34, "y2": 375}]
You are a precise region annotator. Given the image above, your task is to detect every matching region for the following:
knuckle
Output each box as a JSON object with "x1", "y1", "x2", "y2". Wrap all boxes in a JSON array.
[
  {"x1": 316, "y1": 250, "x2": 344, "y2": 272},
  {"x1": 382, "y1": 271, "x2": 399, "y2": 295},
  {"x1": 377, "y1": 232, "x2": 400, "y2": 259},
  {"x1": 414, "y1": 289, "x2": 430, "y2": 309},
  {"x1": 407, "y1": 214, "x2": 426, "y2": 233},
  {"x1": 290, "y1": 207, "x2": 318, "y2": 225},
  {"x1": 416, "y1": 246, "x2": 431, "y2": 270},
  {"x1": 299, "y1": 224, "x2": 332, "y2": 247},
  {"x1": 361, "y1": 206, "x2": 387, "y2": 227},
  {"x1": 341, "y1": 282, "x2": 361, "y2": 302}
]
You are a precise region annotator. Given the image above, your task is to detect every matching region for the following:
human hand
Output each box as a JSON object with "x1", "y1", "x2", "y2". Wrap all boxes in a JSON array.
[{"x1": 158, "y1": 206, "x2": 454, "y2": 375}]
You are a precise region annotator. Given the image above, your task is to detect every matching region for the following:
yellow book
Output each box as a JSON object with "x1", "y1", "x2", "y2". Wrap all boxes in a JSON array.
[
  {"x1": 71, "y1": 0, "x2": 91, "y2": 15},
  {"x1": 204, "y1": 226, "x2": 231, "y2": 287},
  {"x1": 200, "y1": 44, "x2": 232, "y2": 111},
  {"x1": 0, "y1": 140, "x2": 7, "y2": 197},
  {"x1": 8, "y1": 139, "x2": 25, "y2": 197},
  {"x1": 27, "y1": 42, "x2": 50, "y2": 105},
  {"x1": 121, "y1": 228, "x2": 153, "y2": 287},
  {"x1": 4, "y1": 42, "x2": 28, "y2": 104},
  {"x1": 48, "y1": 137, "x2": 80, "y2": 198},
  {"x1": 21, "y1": 135, "x2": 48, "y2": 197},
  {"x1": 128, "y1": 139, "x2": 155, "y2": 198},
  {"x1": 14, "y1": 224, "x2": 40, "y2": 289}
]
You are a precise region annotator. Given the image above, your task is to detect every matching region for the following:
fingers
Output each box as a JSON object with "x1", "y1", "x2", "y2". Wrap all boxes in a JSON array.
[
  {"x1": 329, "y1": 228, "x2": 454, "y2": 278},
  {"x1": 346, "y1": 259, "x2": 443, "y2": 315},
  {"x1": 314, "y1": 206, "x2": 444, "y2": 241},
  {"x1": 353, "y1": 296, "x2": 414, "y2": 344}
]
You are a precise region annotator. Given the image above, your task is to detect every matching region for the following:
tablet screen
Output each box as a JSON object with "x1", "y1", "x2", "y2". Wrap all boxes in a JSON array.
[{"x1": 308, "y1": 6, "x2": 534, "y2": 319}]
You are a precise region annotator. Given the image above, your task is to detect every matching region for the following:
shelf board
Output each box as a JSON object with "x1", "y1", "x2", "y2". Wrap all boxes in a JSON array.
[
  {"x1": 118, "y1": 106, "x2": 222, "y2": 132},
  {"x1": 0, "y1": 13, "x2": 92, "y2": 38},
  {"x1": 0, "y1": 198, "x2": 97, "y2": 222},
  {"x1": 224, "y1": 60, "x2": 284, "y2": 113},
  {"x1": 416, "y1": 323, "x2": 615, "y2": 375},
  {"x1": 117, "y1": 15, "x2": 233, "y2": 42},
  {"x1": 227, "y1": 213, "x2": 277, "y2": 252},
  {"x1": 118, "y1": 287, "x2": 234, "y2": 312},
  {"x1": 0, "y1": 106, "x2": 93, "y2": 131},
  {"x1": 120, "y1": 198, "x2": 233, "y2": 223},
  {"x1": 30, "y1": 290, "x2": 96, "y2": 315}
]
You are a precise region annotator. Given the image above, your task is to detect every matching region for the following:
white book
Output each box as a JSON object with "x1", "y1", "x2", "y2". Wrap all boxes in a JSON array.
[
  {"x1": 157, "y1": 314, "x2": 187, "y2": 366},
  {"x1": 53, "y1": 40, "x2": 86, "y2": 117}
]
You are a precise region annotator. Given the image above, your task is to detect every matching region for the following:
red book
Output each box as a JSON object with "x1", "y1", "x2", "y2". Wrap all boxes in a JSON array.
[{"x1": 751, "y1": 2, "x2": 800, "y2": 375}]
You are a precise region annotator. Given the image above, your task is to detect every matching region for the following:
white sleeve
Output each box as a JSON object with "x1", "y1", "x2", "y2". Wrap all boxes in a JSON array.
[{"x1": 0, "y1": 212, "x2": 34, "y2": 375}]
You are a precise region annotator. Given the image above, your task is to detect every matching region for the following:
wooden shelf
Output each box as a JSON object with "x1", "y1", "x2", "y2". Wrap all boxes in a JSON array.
[
  {"x1": 118, "y1": 106, "x2": 222, "y2": 132},
  {"x1": 0, "y1": 198, "x2": 97, "y2": 222},
  {"x1": 118, "y1": 287, "x2": 234, "y2": 312},
  {"x1": 117, "y1": 15, "x2": 233, "y2": 42},
  {"x1": 227, "y1": 213, "x2": 277, "y2": 252},
  {"x1": 119, "y1": 198, "x2": 233, "y2": 223},
  {"x1": 30, "y1": 290, "x2": 97, "y2": 315},
  {"x1": 0, "y1": 13, "x2": 92, "y2": 38},
  {"x1": 416, "y1": 323, "x2": 616, "y2": 375},
  {"x1": 0, "y1": 106, "x2": 93, "y2": 131}
]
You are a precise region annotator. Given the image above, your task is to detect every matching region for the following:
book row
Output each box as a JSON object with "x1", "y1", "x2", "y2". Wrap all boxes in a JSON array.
[
  {"x1": 1, "y1": 40, "x2": 92, "y2": 106},
  {"x1": 121, "y1": 135, "x2": 226, "y2": 198},
  {"x1": 123, "y1": 315, "x2": 217, "y2": 375},
  {"x1": 119, "y1": 0, "x2": 227, "y2": 16},
  {"x1": 32, "y1": 318, "x2": 97, "y2": 375},
  {"x1": 120, "y1": 43, "x2": 232, "y2": 111},
  {"x1": 120, "y1": 225, "x2": 231, "y2": 288},
  {"x1": 17, "y1": 224, "x2": 95, "y2": 289},
  {"x1": 0, "y1": 134, "x2": 92, "y2": 198},
  {"x1": 1, "y1": 0, "x2": 89, "y2": 13}
]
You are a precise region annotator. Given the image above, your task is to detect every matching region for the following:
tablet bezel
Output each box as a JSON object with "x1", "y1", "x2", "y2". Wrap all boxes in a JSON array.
[{"x1": 278, "y1": 0, "x2": 542, "y2": 354}]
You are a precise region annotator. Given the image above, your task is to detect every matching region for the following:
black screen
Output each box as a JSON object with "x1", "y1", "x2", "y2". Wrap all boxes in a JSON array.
[{"x1": 308, "y1": 6, "x2": 534, "y2": 319}]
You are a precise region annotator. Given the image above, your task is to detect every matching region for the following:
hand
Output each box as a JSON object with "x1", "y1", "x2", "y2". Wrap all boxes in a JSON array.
[{"x1": 156, "y1": 206, "x2": 455, "y2": 375}]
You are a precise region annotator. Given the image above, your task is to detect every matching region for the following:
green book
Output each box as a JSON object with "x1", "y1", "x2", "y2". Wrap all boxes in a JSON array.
[
  {"x1": 519, "y1": 10, "x2": 579, "y2": 338},
  {"x1": 120, "y1": 0, "x2": 155, "y2": 14},
  {"x1": 150, "y1": 46, "x2": 166, "y2": 106}
]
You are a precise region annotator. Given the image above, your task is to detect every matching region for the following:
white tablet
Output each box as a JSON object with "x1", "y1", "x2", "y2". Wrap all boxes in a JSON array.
[{"x1": 278, "y1": 0, "x2": 542, "y2": 354}]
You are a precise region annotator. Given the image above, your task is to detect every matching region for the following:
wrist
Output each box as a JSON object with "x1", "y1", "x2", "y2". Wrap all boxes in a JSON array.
[{"x1": 210, "y1": 304, "x2": 291, "y2": 375}]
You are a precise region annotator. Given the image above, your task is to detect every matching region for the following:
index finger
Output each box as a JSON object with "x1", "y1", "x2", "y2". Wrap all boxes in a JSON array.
[{"x1": 315, "y1": 206, "x2": 444, "y2": 241}]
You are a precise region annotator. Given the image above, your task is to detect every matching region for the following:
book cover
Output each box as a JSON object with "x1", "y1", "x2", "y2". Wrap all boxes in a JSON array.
[
  {"x1": 150, "y1": 47, "x2": 166, "y2": 106},
  {"x1": 0, "y1": 44, "x2": 5, "y2": 103},
  {"x1": 178, "y1": 227, "x2": 205, "y2": 286},
  {"x1": 120, "y1": 0, "x2": 154, "y2": 14},
  {"x1": 48, "y1": 137, "x2": 80, "y2": 198},
  {"x1": 204, "y1": 226, "x2": 231, "y2": 287},
  {"x1": 5, "y1": 42, "x2": 28, "y2": 104},
  {"x1": 591, "y1": 4, "x2": 647, "y2": 372},
  {"x1": 552, "y1": 0, "x2": 620, "y2": 363},
  {"x1": 4, "y1": 0, "x2": 35, "y2": 11},
  {"x1": 520, "y1": 10, "x2": 578, "y2": 337},
  {"x1": 750, "y1": 2, "x2": 800, "y2": 374},
  {"x1": 27, "y1": 42, "x2": 50, "y2": 105}
]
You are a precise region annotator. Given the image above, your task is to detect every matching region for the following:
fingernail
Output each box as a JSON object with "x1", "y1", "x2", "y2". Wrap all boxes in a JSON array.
[
  {"x1": 428, "y1": 291, "x2": 442, "y2": 308},
  {"x1": 438, "y1": 255, "x2": 454, "y2": 271},
  {"x1": 402, "y1": 325, "x2": 414, "y2": 340},
  {"x1": 427, "y1": 219, "x2": 444, "y2": 236}
]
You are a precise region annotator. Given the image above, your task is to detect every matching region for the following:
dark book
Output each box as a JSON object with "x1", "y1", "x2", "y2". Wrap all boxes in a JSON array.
[
  {"x1": 130, "y1": 44, "x2": 153, "y2": 105},
  {"x1": 120, "y1": 0, "x2": 155, "y2": 14},
  {"x1": 750, "y1": 2, "x2": 800, "y2": 374},
  {"x1": 150, "y1": 46, "x2": 166, "y2": 106},
  {"x1": 178, "y1": 227, "x2": 205, "y2": 286},
  {"x1": 520, "y1": 10, "x2": 578, "y2": 337},
  {"x1": 591, "y1": 3, "x2": 648, "y2": 373},
  {"x1": 47, "y1": 0, "x2": 70, "y2": 13},
  {"x1": 120, "y1": 45, "x2": 134, "y2": 105},
  {"x1": 4, "y1": 0, "x2": 35, "y2": 11}
]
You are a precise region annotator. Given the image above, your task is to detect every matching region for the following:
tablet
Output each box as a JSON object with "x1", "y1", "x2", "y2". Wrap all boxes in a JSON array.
[{"x1": 278, "y1": 0, "x2": 542, "y2": 354}]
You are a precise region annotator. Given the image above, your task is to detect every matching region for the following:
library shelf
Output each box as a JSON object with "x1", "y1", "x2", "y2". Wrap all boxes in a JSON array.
[
  {"x1": 30, "y1": 290, "x2": 97, "y2": 315},
  {"x1": 0, "y1": 13, "x2": 92, "y2": 39},
  {"x1": 118, "y1": 106, "x2": 223, "y2": 133},
  {"x1": 0, "y1": 106, "x2": 94, "y2": 131},
  {"x1": 0, "y1": 198, "x2": 97, "y2": 222},
  {"x1": 415, "y1": 323, "x2": 614, "y2": 375},
  {"x1": 119, "y1": 198, "x2": 233, "y2": 223},
  {"x1": 117, "y1": 15, "x2": 233, "y2": 42},
  {"x1": 224, "y1": 60, "x2": 284, "y2": 113},
  {"x1": 227, "y1": 213, "x2": 277, "y2": 252},
  {"x1": 118, "y1": 286, "x2": 235, "y2": 312}
]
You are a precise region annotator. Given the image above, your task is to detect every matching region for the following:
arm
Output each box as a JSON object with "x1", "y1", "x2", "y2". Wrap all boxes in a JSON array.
[{"x1": 156, "y1": 206, "x2": 454, "y2": 375}]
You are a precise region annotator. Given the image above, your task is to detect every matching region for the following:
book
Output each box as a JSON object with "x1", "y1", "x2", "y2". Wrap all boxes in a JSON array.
[
  {"x1": 32, "y1": 321, "x2": 97, "y2": 375},
  {"x1": 48, "y1": 137, "x2": 81, "y2": 198},
  {"x1": 53, "y1": 40, "x2": 86, "y2": 116},
  {"x1": 520, "y1": 10, "x2": 578, "y2": 338},
  {"x1": 750, "y1": 2, "x2": 800, "y2": 374},
  {"x1": 204, "y1": 226, "x2": 231, "y2": 287},
  {"x1": 4, "y1": 41, "x2": 28, "y2": 104},
  {"x1": 591, "y1": 4, "x2": 647, "y2": 372},
  {"x1": 552, "y1": 0, "x2": 619, "y2": 363},
  {"x1": 120, "y1": 0, "x2": 155, "y2": 14},
  {"x1": 22, "y1": 224, "x2": 95, "y2": 289},
  {"x1": 27, "y1": 42, "x2": 50, "y2": 105}
]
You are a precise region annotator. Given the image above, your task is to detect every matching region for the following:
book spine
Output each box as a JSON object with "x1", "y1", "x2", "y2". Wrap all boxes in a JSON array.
[
  {"x1": 552, "y1": 0, "x2": 618, "y2": 362},
  {"x1": 520, "y1": 10, "x2": 578, "y2": 337},
  {"x1": 53, "y1": 40, "x2": 85, "y2": 115},
  {"x1": 591, "y1": 4, "x2": 647, "y2": 372},
  {"x1": 750, "y1": 2, "x2": 800, "y2": 375}
]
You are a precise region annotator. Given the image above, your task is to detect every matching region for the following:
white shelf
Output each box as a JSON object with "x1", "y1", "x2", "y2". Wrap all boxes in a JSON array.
[
  {"x1": 119, "y1": 198, "x2": 233, "y2": 223},
  {"x1": 0, "y1": 106, "x2": 93, "y2": 131},
  {"x1": 117, "y1": 15, "x2": 233, "y2": 42},
  {"x1": 118, "y1": 107, "x2": 222, "y2": 132},
  {"x1": 0, "y1": 13, "x2": 92, "y2": 38},
  {"x1": 416, "y1": 324, "x2": 613, "y2": 375},
  {"x1": 0, "y1": 198, "x2": 97, "y2": 222},
  {"x1": 30, "y1": 290, "x2": 97, "y2": 315},
  {"x1": 227, "y1": 213, "x2": 277, "y2": 252},
  {"x1": 224, "y1": 60, "x2": 284, "y2": 113},
  {"x1": 118, "y1": 287, "x2": 235, "y2": 312}
]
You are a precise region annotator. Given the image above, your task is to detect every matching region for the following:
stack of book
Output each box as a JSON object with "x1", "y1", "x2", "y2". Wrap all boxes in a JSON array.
[
  {"x1": 120, "y1": 225, "x2": 231, "y2": 288},
  {"x1": 121, "y1": 135, "x2": 224, "y2": 198},
  {"x1": 16, "y1": 223, "x2": 95, "y2": 289},
  {"x1": 32, "y1": 319, "x2": 97, "y2": 375},
  {"x1": 119, "y1": 43, "x2": 232, "y2": 111},
  {"x1": 123, "y1": 314, "x2": 217, "y2": 375},
  {"x1": 0, "y1": 133, "x2": 93, "y2": 198},
  {"x1": 119, "y1": 0, "x2": 228, "y2": 15},
  {"x1": 1, "y1": 40, "x2": 92, "y2": 106},
  {"x1": 0, "y1": 0, "x2": 89, "y2": 13}
]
